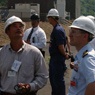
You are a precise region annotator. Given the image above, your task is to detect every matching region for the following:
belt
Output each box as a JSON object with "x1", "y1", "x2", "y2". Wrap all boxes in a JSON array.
[
  {"x1": 1, "y1": 91, "x2": 37, "y2": 95},
  {"x1": 1, "y1": 92, "x2": 16, "y2": 95}
]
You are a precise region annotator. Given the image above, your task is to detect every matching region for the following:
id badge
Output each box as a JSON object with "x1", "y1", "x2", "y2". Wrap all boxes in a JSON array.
[
  {"x1": 8, "y1": 71, "x2": 16, "y2": 77},
  {"x1": 70, "y1": 80, "x2": 76, "y2": 86},
  {"x1": 11, "y1": 60, "x2": 21, "y2": 72}
]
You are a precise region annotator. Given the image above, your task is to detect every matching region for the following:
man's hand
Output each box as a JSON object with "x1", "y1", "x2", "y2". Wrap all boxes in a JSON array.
[
  {"x1": 70, "y1": 62, "x2": 74, "y2": 69},
  {"x1": 85, "y1": 82, "x2": 95, "y2": 95},
  {"x1": 14, "y1": 83, "x2": 31, "y2": 94},
  {"x1": 65, "y1": 53, "x2": 70, "y2": 59}
]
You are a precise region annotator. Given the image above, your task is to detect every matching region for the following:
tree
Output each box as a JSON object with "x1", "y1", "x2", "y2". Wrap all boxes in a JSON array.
[
  {"x1": 0, "y1": 0, "x2": 7, "y2": 6},
  {"x1": 81, "y1": 0, "x2": 95, "y2": 16}
]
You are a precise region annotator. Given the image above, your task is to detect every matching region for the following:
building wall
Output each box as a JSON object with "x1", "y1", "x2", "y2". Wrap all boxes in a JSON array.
[
  {"x1": 76, "y1": 0, "x2": 81, "y2": 18},
  {"x1": 56, "y1": 0, "x2": 66, "y2": 19},
  {"x1": 7, "y1": 0, "x2": 54, "y2": 21},
  {"x1": 7, "y1": 0, "x2": 80, "y2": 20},
  {"x1": 66, "y1": 0, "x2": 76, "y2": 19},
  {"x1": 66, "y1": 0, "x2": 81, "y2": 19}
]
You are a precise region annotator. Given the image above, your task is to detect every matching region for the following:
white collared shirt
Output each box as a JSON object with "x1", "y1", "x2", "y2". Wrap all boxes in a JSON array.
[
  {"x1": 0, "y1": 42, "x2": 48, "y2": 93},
  {"x1": 23, "y1": 26, "x2": 47, "y2": 49},
  {"x1": 89, "y1": 38, "x2": 95, "y2": 49},
  {"x1": 67, "y1": 44, "x2": 95, "y2": 95}
]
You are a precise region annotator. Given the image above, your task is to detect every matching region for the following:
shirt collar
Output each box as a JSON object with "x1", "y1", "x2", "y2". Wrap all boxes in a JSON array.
[
  {"x1": 54, "y1": 23, "x2": 59, "y2": 28},
  {"x1": 33, "y1": 25, "x2": 39, "y2": 31},
  {"x1": 8, "y1": 41, "x2": 26, "y2": 53},
  {"x1": 76, "y1": 43, "x2": 93, "y2": 61}
]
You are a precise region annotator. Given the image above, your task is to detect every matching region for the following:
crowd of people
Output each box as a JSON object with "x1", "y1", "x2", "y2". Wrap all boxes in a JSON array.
[{"x1": 0, "y1": 8, "x2": 95, "y2": 95}]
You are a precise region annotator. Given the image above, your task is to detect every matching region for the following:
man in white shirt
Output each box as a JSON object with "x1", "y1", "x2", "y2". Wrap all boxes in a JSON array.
[
  {"x1": 23, "y1": 14, "x2": 47, "y2": 57},
  {"x1": 0, "y1": 16, "x2": 48, "y2": 95}
]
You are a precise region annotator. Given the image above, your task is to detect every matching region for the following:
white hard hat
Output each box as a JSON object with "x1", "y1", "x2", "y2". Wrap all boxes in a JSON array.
[
  {"x1": 47, "y1": 8, "x2": 59, "y2": 17},
  {"x1": 69, "y1": 16, "x2": 95, "y2": 35},
  {"x1": 87, "y1": 15, "x2": 95, "y2": 24},
  {"x1": 4, "y1": 16, "x2": 25, "y2": 32}
]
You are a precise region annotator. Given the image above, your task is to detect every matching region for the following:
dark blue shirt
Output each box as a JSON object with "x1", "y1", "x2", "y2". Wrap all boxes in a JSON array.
[{"x1": 49, "y1": 24, "x2": 66, "y2": 57}]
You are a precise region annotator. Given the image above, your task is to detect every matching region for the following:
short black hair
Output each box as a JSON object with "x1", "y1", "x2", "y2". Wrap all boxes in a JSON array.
[{"x1": 30, "y1": 13, "x2": 40, "y2": 20}]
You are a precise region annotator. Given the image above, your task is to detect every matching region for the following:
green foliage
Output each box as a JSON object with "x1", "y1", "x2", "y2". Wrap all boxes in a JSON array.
[
  {"x1": 81, "y1": 0, "x2": 95, "y2": 16},
  {"x1": 0, "y1": 0, "x2": 7, "y2": 6}
]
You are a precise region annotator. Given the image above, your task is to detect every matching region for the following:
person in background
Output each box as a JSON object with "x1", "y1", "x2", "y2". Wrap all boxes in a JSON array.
[
  {"x1": 87, "y1": 15, "x2": 95, "y2": 49},
  {"x1": 67, "y1": 16, "x2": 95, "y2": 95},
  {"x1": 47, "y1": 8, "x2": 69, "y2": 95},
  {"x1": 0, "y1": 16, "x2": 48, "y2": 95},
  {"x1": 23, "y1": 13, "x2": 47, "y2": 57}
]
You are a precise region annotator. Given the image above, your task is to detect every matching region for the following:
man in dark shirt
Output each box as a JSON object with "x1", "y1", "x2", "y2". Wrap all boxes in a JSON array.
[{"x1": 47, "y1": 8, "x2": 69, "y2": 95}]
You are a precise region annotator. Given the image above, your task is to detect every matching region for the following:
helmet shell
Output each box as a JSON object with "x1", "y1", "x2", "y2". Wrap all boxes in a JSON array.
[
  {"x1": 5, "y1": 16, "x2": 25, "y2": 32},
  {"x1": 87, "y1": 15, "x2": 95, "y2": 24},
  {"x1": 69, "y1": 16, "x2": 95, "y2": 35},
  {"x1": 47, "y1": 8, "x2": 59, "y2": 17}
]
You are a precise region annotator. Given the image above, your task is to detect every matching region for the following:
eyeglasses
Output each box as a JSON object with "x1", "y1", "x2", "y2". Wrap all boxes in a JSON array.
[
  {"x1": 69, "y1": 29, "x2": 85, "y2": 35},
  {"x1": 69, "y1": 29, "x2": 79, "y2": 33}
]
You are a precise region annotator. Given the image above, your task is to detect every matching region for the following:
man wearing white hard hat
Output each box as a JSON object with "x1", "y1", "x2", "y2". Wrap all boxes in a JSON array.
[
  {"x1": 23, "y1": 14, "x2": 47, "y2": 57},
  {"x1": 67, "y1": 16, "x2": 95, "y2": 95},
  {"x1": 47, "y1": 8, "x2": 69, "y2": 95},
  {"x1": 0, "y1": 16, "x2": 48, "y2": 95},
  {"x1": 87, "y1": 15, "x2": 95, "y2": 22}
]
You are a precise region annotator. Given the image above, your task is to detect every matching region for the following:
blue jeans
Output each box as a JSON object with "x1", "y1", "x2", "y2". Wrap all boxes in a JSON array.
[{"x1": 49, "y1": 56, "x2": 66, "y2": 95}]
